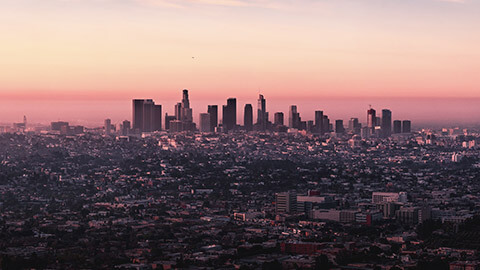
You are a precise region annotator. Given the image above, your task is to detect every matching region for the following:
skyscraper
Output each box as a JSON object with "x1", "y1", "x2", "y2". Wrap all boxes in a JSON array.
[
  {"x1": 132, "y1": 99, "x2": 145, "y2": 132},
  {"x1": 174, "y1": 103, "x2": 182, "y2": 121},
  {"x1": 244, "y1": 104, "x2": 253, "y2": 131},
  {"x1": 207, "y1": 105, "x2": 218, "y2": 132},
  {"x1": 132, "y1": 99, "x2": 162, "y2": 133},
  {"x1": 289, "y1": 105, "x2": 300, "y2": 129},
  {"x1": 335, "y1": 120, "x2": 345, "y2": 134},
  {"x1": 122, "y1": 120, "x2": 131, "y2": 136},
  {"x1": 402, "y1": 120, "x2": 411, "y2": 133},
  {"x1": 104, "y1": 119, "x2": 112, "y2": 135},
  {"x1": 307, "y1": 120, "x2": 315, "y2": 132},
  {"x1": 165, "y1": 114, "x2": 176, "y2": 130},
  {"x1": 315, "y1": 111, "x2": 324, "y2": 134},
  {"x1": 381, "y1": 109, "x2": 392, "y2": 138},
  {"x1": 181, "y1": 89, "x2": 193, "y2": 123},
  {"x1": 367, "y1": 107, "x2": 376, "y2": 134},
  {"x1": 393, "y1": 120, "x2": 402, "y2": 134},
  {"x1": 153, "y1": 104, "x2": 162, "y2": 131},
  {"x1": 223, "y1": 98, "x2": 237, "y2": 131},
  {"x1": 143, "y1": 99, "x2": 154, "y2": 132},
  {"x1": 323, "y1": 115, "x2": 330, "y2": 133},
  {"x1": 348, "y1": 118, "x2": 360, "y2": 134},
  {"x1": 256, "y1": 94, "x2": 267, "y2": 131},
  {"x1": 274, "y1": 112, "x2": 284, "y2": 126},
  {"x1": 199, "y1": 113, "x2": 211, "y2": 133},
  {"x1": 170, "y1": 89, "x2": 195, "y2": 132}
]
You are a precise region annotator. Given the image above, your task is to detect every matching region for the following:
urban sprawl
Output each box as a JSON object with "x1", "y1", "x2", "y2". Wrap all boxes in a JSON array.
[{"x1": 0, "y1": 90, "x2": 480, "y2": 270}]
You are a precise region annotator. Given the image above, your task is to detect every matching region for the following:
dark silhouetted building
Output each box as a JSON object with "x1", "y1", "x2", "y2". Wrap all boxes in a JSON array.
[
  {"x1": 199, "y1": 113, "x2": 211, "y2": 132},
  {"x1": 165, "y1": 114, "x2": 176, "y2": 130},
  {"x1": 381, "y1": 109, "x2": 392, "y2": 138},
  {"x1": 323, "y1": 115, "x2": 330, "y2": 133},
  {"x1": 367, "y1": 108, "x2": 376, "y2": 134},
  {"x1": 274, "y1": 112, "x2": 284, "y2": 126},
  {"x1": 289, "y1": 105, "x2": 300, "y2": 129},
  {"x1": 169, "y1": 89, "x2": 195, "y2": 132},
  {"x1": 143, "y1": 99, "x2": 154, "y2": 132},
  {"x1": 207, "y1": 105, "x2": 218, "y2": 132},
  {"x1": 244, "y1": 104, "x2": 253, "y2": 131},
  {"x1": 104, "y1": 119, "x2": 112, "y2": 135},
  {"x1": 51, "y1": 121, "x2": 69, "y2": 131},
  {"x1": 174, "y1": 102, "x2": 182, "y2": 121},
  {"x1": 393, "y1": 120, "x2": 402, "y2": 134},
  {"x1": 256, "y1": 94, "x2": 267, "y2": 131},
  {"x1": 348, "y1": 118, "x2": 361, "y2": 134},
  {"x1": 335, "y1": 120, "x2": 345, "y2": 134},
  {"x1": 132, "y1": 99, "x2": 162, "y2": 133},
  {"x1": 122, "y1": 120, "x2": 131, "y2": 135},
  {"x1": 181, "y1": 89, "x2": 193, "y2": 123},
  {"x1": 307, "y1": 120, "x2": 315, "y2": 132},
  {"x1": 315, "y1": 111, "x2": 324, "y2": 134},
  {"x1": 223, "y1": 98, "x2": 237, "y2": 131},
  {"x1": 402, "y1": 120, "x2": 411, "y2": 133},
  {"x1": 153, "y1": 105, "x2": 162, "y2": 131},
  {"x1": 133, "y1": 99, "x2": 145, "y2": 132}
]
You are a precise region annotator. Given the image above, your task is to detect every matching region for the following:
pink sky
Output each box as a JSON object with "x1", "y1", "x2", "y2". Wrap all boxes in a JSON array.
[{"x1": 0, "y1": 0, "x2": 479, "y2": 125}]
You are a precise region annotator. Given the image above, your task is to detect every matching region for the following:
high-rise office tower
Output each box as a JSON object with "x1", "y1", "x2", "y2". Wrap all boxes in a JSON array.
[
  {"x1": 142, "y1": 99, "x2": 154, "y2": 132},
  {"x1": 381, "y1": 109, "x2": 392, "y2": 138},
  {"x1": 256, "y1": 94, "x2": 267, "y2": 131},
  {"x1": 199, "y1": 113, "x2": 211, "y2": 132},
  {"x1": 223, "y1": 98, "x2": 237, "y2": 131},
  {"x1": 181, "y1": 89, "x2": 193, "y2": 123},
  {"x1": 393, "y1": 120, "x2": 402, "y2": 134},
  {"x1": 174, "y1": 103, "x2": 182, "y2": 121},
  {"x1": 170, "y1": 89, "x2": 195, "y2": 132},
  {"x1": 122, "y1": 120, "x2": 131, "y2": 136},
  {"x1": 153, "y1": 105, "x2": 162, "y2": 131},
  {"x1": 367, "y1": 108, "x2": 376, "y2": 134},
  {"x1": 402, "y1": 120, "x2": 411, "y2": 133},
  {"x1": 104, "y1": 119, "x2": 112, "y2": 135},
  {"x1": 165, "y1": 114, "x2": 176, "y2": 130},
  {"x1": 133, "y1": 99, "x2": 145, "y2": 132},
  {"x1": 244, "y1": 104, "x2": 253, "y2": 131},
  {"x1": 323, "y1": 115, "x2": 330, "y2": 133},
  {"x1": 274, "y1": 112, "x2": 284, "y2": 126},
  {"x1": 315, "y1": 111, "x2": 324, "y2": 134},
  {"x1": 207, "y1": 105, "x2": 218, "y2": 132},
  {"x1": 335, "y1": 120, "x2": 345, "y2": 134},
  {"x1": 132, "y1": 99, "x2": 162, "y2": 133},
  {"x1": 289, "y1": 105, "x2": 300, "y2": 128},
  {"x1": 182, "y1": 89, "x2": 190, "y2": 109},
  {"x1": 348, "y1": 118, "x2": 360, "y2": 134},
  {"x1": 307, "y1": 120, "x2": 315, "y2": 132}
]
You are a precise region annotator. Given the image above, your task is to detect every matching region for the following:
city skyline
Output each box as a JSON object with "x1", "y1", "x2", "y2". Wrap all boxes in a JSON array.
[
  {"x1": 1, "y1": 94, "x2": 480, "y2": 126},
  {"x1": 1, "y1": 95, "x2": 480, "y2": 128}
]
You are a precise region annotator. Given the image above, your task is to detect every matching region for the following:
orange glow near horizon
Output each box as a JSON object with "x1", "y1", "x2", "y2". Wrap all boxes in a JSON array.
[{"x1": 0, "y1": 0, "x2": 479, "y2": 125}]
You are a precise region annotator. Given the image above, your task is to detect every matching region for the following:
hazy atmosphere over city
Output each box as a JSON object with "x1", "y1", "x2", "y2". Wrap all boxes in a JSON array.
[
  {"x1": 1, "y1": 0, "x2": 480, "y2": 270},
  {"x1": 1, "y1": 0, "x2": 480, "y2": 126}
]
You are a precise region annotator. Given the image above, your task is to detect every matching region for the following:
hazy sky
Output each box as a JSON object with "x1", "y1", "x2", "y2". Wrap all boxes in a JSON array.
[{"x1": 0, "y1": 0, "x2": 479, "y2": 125}]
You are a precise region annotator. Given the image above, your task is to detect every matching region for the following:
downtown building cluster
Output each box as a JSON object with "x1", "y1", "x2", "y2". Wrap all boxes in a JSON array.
[{"x1": 129, "y1": 89, "x2": 412, "y2": 138}]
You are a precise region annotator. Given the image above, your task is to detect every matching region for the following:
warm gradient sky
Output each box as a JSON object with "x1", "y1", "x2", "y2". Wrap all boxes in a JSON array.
[{"x1": 0, "y1": 0, "x2": 479, "y2": 125}]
